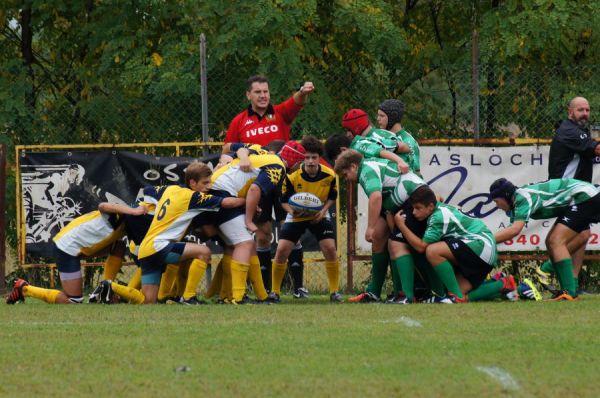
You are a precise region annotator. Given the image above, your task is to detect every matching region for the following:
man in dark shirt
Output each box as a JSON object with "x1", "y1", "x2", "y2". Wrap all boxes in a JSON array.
[
  {"x1": 539, "y1": 97, "x2": 600, "y2": 294},
  {"x1": 548, "y1": 97, "x2": 599, "y2": 181}
]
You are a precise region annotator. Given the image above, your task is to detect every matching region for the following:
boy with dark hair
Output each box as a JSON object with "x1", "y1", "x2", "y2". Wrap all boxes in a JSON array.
[
  {"x1": 334, "y1": 149, "x2": 430, "y2": 303},
  {"x1": 395, "y1": 186, "x2": 515, "y2": 303},
  {"x1": 490, "y1": 177, "x2": 600, "y2": 301},
  {"x1": 268, "y1": 135, "x2": 342, "y2": 303},
  {"x1": 134, "y1": 162, "x2": 245, "y2": 304},
  {"x1": 377, "y1": 99, "x2": 421, "y2": 174}
]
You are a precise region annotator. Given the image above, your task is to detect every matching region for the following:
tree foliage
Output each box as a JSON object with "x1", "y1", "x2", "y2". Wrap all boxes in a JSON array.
[{"x1": 1, "y1": 0, "x2": 599, "y2": 147}]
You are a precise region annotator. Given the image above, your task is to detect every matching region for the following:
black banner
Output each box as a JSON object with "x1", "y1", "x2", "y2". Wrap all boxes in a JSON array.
[{"x1": 20, "y1": 150, "x2": 334, "y2": 262}]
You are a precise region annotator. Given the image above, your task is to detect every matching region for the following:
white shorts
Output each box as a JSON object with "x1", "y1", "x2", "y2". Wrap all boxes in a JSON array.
[{"x1": 218, "y1": 215, "x2": 253, "y2": 246}]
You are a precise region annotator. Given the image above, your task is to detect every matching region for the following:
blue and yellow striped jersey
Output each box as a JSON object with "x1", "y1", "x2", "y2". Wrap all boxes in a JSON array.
[
  {"x1": 53, "y1": 211, "x2": 125, "y2": 257},
  {"x1": 138, "y1": 185, "x2": 222, "y2": 259}
]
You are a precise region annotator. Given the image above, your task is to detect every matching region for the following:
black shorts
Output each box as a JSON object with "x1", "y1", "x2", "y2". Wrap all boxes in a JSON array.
[
  {"x1": 389, "y1": 201, "x2": 428, "y2": 243},
  {"x1": 255, "y1": 194, "x2": 287, "y2": 223},
  {"x1": 555, "y1": 193, "x2": 600, "y2": 233},
  {"x1": 444, "y1": 238, "x2": 492, "y2": 289},
  {"x1": 279, "y1": 218, "x2": 336, "y2": 243}
]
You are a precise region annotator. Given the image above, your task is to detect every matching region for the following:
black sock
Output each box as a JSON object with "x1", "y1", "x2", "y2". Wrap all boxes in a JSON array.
[
  {"x1": 257, "y1": 248, "x2": 272, "y2": 292},
  {"x1": 288, "y1": 245, "x2": 304, "y2": 292}
]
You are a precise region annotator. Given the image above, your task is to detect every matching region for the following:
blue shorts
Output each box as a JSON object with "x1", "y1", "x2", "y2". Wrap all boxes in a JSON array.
[
  {"x1": 54, "y1": 244, "x2": 81, "y2": 273},
  {"x1": 139, "y1": 242, "x2": 186, "y2": 285}
]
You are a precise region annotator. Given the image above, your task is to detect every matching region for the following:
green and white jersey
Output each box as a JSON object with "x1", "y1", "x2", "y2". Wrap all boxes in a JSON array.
[
  {"x1": 510, "y1": 178, "x2": 600, "y2": 223},
  {"x1": 349, "y1": 135, "x2": 393, "y2": 158},
  {"x1": 396, "y1": 128, "x2": 420, "y2": 172},
  {"x1": 423, "y1": 203, "x2": 497, "y2": 266},
  {"x1": 357, "y1": 158, "x2": 426, "y2": 212},
  {"x1": 349, "y1": 128, "x2": 415, "y2": 171}
]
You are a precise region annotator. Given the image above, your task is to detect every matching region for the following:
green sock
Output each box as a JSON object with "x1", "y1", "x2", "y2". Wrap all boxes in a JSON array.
[
  {"x1": 415, "y1": 254, "x2": 446, "y2": 296},
  {"x1": 540, "y1": 260, "x2": 554, "y2": 273},
  {"x1": 467, "y1": 280, "x2": 503, "y2": 301},
  {"x1": 433, "y1": 260, "x2": 463, "y2": 298},
  {"x1": 573, "y1": 276, "x2": 579, "y2": 291},
  {"x1": 393, "y1": 255, "x2": 415, "y2": 300},
  {"x1": 390, "y1": 259, "x2": 402, "y2": 295},
  {"x1": 553, "y1": 258, "x2": 577, "y2": 296},
  {"x1": 367, "y1": 251, "x2": 389, "y2": 297}
]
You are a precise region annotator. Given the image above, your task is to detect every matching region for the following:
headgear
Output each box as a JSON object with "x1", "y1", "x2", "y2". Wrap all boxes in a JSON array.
[
  {"x1": 378, "y1": 99, "x2": 405, "y2": 130},
  {"x1": 341, "y1": 109, "x2": 369, "y2": 136},
  {"x1": 279, "y1": 141, "x2": 305, "y2": 169}
]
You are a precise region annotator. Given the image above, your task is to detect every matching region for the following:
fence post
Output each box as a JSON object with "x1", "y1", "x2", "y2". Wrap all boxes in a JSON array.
[
  {"x1": 0, "y1": 144, "x2": 6, "y2": 294},
  {"x1": 471, "y1": 7, "x2": 480, "y2": 140},
  {"x1": 199, "y1": 33, "x2": 209, "y2": 157},
  {"x1": 199, "y1": 33, "x2": 212, "y2": 285}
]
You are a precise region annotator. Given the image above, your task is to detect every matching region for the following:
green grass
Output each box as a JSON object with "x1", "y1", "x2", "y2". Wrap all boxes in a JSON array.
[{"x1": 2, "y1": 296, "x2": 599, "y2": 397}]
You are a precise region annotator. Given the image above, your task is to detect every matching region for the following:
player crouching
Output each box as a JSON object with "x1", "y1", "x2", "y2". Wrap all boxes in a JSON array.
[{"x1": 395, "y1": 186, "x2": 517, "y2": 303}]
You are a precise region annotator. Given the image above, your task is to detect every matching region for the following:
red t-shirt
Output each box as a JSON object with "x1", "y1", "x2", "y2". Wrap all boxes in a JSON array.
[{"x1": 224, "y1": 96, "x2": 303, "y2": 146}]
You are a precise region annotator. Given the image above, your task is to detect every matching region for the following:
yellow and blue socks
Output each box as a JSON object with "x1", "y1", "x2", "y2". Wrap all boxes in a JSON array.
[
  {"x1": 23, "y1": 285, "x2": 62, "y2": 304},
  {"x1": 230, "y1": 259, "x2": 250, "y2": 302},
  {"x1": 325, "y1": 260, "x2": 340, "y2": 293},
  {"x1": 111, "y1": 282, "x2": 145, "y2": 304},
  {"x1": 249, "y1": 256, "x2": 268, "y2": 300},
  {"x1": 271, "y1": 261, "x2": 288, "y2": 295},
  {"x1": 182, "y1": 259, "x2": 208, "y2": 300},
  {"x1": 102, "y1": 255, "x2": 123, "y2": 280}
]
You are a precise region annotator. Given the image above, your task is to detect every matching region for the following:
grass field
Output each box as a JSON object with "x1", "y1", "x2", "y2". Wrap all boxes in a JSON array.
[{"x1": 2, "y1": 295, "x2": 599, "y2": 398}]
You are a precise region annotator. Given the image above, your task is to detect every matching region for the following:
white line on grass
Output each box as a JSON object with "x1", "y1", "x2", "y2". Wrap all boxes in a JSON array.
[
  {"x1": 380, "y1": 316, "x2": 422, "y2": 327},
  {"x1": 476, "y1": 366, "x2": 521, "y2": 391}
]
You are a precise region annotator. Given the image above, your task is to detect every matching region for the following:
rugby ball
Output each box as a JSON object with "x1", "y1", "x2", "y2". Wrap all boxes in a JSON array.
[{"x1": 288, "y1": 192, "x2": 323, "y2": 214}]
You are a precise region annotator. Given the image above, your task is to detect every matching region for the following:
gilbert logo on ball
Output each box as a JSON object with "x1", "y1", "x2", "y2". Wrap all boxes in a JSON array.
[{"x1": 288, "y1": 192, "x2": 323, "y2": 214}]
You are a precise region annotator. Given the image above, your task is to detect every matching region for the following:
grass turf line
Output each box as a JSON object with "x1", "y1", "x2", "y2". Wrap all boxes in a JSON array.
[{"x1": 1, "y1": 296, "x2": 599, "y2": 397}]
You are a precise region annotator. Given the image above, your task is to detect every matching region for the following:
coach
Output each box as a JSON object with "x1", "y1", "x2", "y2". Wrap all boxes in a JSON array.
[
  {"x1": 543, "y1": 96, "x2": 600, "y2": 294},
  {"x1": 224, "y1": 75, "x2": 314, "y2": 145},
  {"x1": 549, "y1": 96, "x2": 600, "y2": 181},
  {"x1": 224, "y1": 75, "x2": 314, "y2": 293}
]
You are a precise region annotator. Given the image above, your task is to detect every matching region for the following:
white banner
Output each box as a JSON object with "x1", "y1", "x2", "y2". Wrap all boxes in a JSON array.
[{"x1": 356, "y1": 145, "x2": 600, "y2": 252}]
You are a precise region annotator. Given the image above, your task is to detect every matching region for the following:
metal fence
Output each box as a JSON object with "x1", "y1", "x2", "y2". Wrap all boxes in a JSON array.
[
  {"x1": 5, "y1": 64, "x2": 600, "y2": 149},
  {"x1": 5, "y1": 63, "x2": 600, "y2": 294}
]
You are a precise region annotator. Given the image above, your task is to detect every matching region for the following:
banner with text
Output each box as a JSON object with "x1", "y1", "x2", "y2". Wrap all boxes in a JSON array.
[
  {"x1": 20, "y1": 150, "x2": 333, "y2": 263},
  {"x1": 356, "y1": 145, "x2": 600, "y2": 252}
]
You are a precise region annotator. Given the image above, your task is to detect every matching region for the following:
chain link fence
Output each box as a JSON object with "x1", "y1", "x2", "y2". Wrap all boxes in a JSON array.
[
  {"x1": 5, "y1": 63, "x2": 600, "y2": 295},
  {"x1": 5, "y1": 64, "x2": 600, "y2": 148}
]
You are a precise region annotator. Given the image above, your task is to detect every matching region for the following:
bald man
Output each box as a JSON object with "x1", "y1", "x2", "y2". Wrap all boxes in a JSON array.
[
  {"x1": 549, "y1": 97, "x2": 600, "y2": 181},
  {"x1": 540, "y1": 97, "x2": 600, "y2": 294}
]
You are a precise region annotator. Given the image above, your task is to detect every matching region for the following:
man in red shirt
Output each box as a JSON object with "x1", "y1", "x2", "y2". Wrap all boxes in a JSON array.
[
  {"x1": 224, "y1": 75, "x2": 314, "y2": 294},
  {"x1": 225, "y1": 75, "x2": 314, "y2": 145}
]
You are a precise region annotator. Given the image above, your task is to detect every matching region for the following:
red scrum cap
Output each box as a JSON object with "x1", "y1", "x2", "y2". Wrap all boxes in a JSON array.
[
  {"x1": 341, "y1": 108, "x2": 369, "y2": 136},
  {"x1": 279, "y1": 141, "x2": 306, "y2": 169}
]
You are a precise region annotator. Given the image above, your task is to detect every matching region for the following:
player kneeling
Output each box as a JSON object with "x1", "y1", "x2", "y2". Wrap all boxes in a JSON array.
[
  {"x1": 267, "y1": 136, "x2": 343, "y2": 303},
  {"x1": 394, "y1": 186, "x2": 515, "y2": 303}
]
